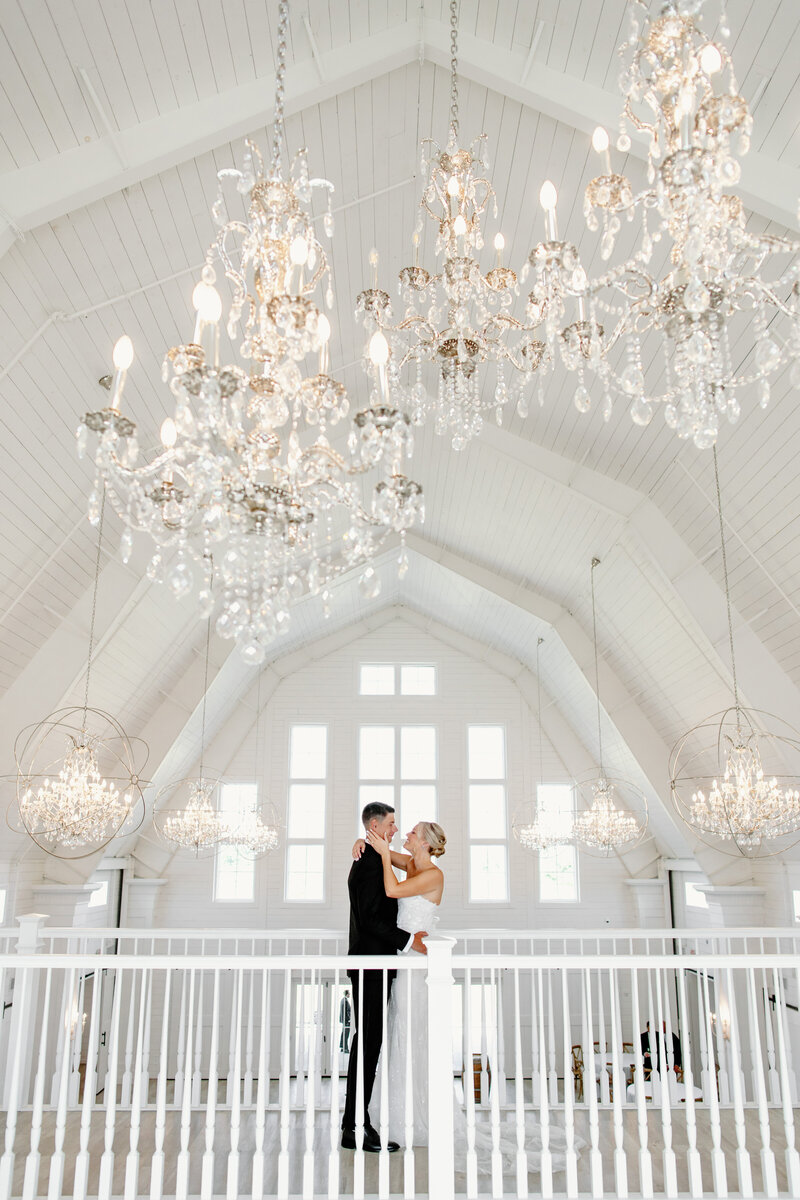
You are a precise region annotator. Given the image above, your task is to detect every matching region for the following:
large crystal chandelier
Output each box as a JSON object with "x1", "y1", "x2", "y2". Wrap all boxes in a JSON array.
[
  {"x1": 572, "y1": 558, "x2": 647, "y2": 856},
  {"x1": 12, "y1": 494, "x2": 147, "y2": 857},
  {"x1": 670, "y1": 451, "x2": 800, "y2": 854},
  {"x1": 512, "y1": 639, "x2": 573, "y2": 851},
  {"x1": 531, "y1": 0, "x2": 800, "y2": 449},
  {"x1": 157, "y1": 778, "x2": 231, "y2": 854},
  {"x1": 354, "y1": 0, "x2": 545, "y2": 450},
  {"x1": 80, "y1": 0, "x2": 422, "y2": 665}
]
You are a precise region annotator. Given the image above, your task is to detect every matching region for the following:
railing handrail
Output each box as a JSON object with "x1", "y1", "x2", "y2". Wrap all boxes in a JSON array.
[{"x1": 22, "y1": 923, "x2": 800, "y2": 939}]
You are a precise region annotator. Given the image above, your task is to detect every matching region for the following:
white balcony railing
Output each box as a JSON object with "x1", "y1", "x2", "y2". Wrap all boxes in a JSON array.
[{"x1": 0, "y1": 924, "x2": 797, "y2": 1198}]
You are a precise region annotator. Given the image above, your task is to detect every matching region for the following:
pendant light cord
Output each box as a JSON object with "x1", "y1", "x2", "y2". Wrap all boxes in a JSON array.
[
  {"x1": 590, "y1": 557, "x2": 605, "y2": 775},
  {"x1": 536, "y1": 636, "x2": 544, "y2": 795},
  {"x1": 82, "y1": 488, "x2": 106, "y2": 736},
  {"x1": 713, "y1": 446, "x2": 741, "y2": 719},
  {"x1": 270, "y1": 0, "x2": 289, "y2": 175},
  {"x1": 449, "y1": 0, "x2": 460, "y2": 138}
]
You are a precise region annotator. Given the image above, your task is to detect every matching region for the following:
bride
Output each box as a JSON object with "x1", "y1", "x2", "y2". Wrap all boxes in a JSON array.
[{"x1": 356, "y1": 821, "x2": 576, "y2": 1172}]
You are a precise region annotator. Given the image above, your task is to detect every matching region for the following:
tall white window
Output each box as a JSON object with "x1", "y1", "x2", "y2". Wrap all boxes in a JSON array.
[
  {"x1": 215, "y1": 783, "x2": 258, "y2": 902},
  {"x1": 358, "y1": 725, "x2": 437, "y2": 835},
  {"x1": 286, "y1": 725, "x2": 327, "y2": 901},
  {"x1": 537, "y1": 783, "x2": 578, "y2": 902},
  {"x1": 468, "y1": 725, "x2": 508, "y2": 902}
]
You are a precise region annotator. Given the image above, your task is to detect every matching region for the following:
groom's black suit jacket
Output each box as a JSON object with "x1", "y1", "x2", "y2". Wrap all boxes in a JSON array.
[{"x1": 347, "y1": 844, "x2": 411, "y2": 961}]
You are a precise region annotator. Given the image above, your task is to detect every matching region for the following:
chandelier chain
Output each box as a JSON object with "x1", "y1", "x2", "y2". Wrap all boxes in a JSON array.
[
  {"x1": 270, "y1": 0, "x2": 290, "y2": 173},
  {"x1": 713, "y1": 446, "x2": 740, "y2": 718},
  {"x1": 590, "y1": 557, "x2": 604, "y2": 774},
  {"x1": 82, "y1": 487, "x2": 106, "y2": 734},
  {"x1": 449, "y1": 0, "x2": 459, "y2": 137}
]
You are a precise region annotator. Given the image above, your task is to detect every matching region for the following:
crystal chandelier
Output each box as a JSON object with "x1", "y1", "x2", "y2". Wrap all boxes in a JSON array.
[
  {"x1": 354, "y1": 0, "x2": 545, "y2": 450},
  {"x1": 12, "y1": 494, "x2": 147, "y2": 857},
  {"x1": 512, "y1": 638, "x2": 573, "y2": 851},
  {"x1": 572, "y1": 558, "x2": 647, "y2": 855},
  {"x1": 80, "y1": 0, "x2": 422, "y2": 665},
  {"x1": 669, "y1": 451, "x2": 800, "y2": 854},
  {"x1": 531, "y1": 0, "x2": 800, "y2": 449}
]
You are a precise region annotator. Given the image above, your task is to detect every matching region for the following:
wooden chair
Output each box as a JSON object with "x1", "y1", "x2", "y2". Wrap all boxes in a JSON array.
[{"x1": 571, "y1": 1045, "x2": 584, "y2": 1100}]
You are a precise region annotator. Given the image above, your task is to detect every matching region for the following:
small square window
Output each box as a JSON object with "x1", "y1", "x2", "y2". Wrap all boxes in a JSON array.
[
  {"x1": 469, "y1": 844, "x2": 508, "y2": 902},
  {"x1": 359, "y1": 726, "x2": 395, "y2": 779},
  {"x1": 685, "y1": 881, "x2": 709, "y2": 910},
  {"x1": 290, "y1": 726, "x2": 327, "y2": 779},
  {"x1": 400, "y1": 665, "x2": 436, "y2": 695},
  {"x1": 468, "y1": 784, "x2": 506, "y2": 839},
  {"x1": 400, "y1": 726, "x2": 436, "y2": 779},
  {"x1": 286, "y1": 844, "x2": 325, "y2": 902},
  {"x1": 468, "y1": 726, "x2": 505, "y2": 779},
  {"x1": 360, "y1": 664, "x2": 396, "y2": 695}
]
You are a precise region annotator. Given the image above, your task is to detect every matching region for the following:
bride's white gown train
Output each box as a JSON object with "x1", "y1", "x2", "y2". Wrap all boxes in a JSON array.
[{"x1": 380, "y1": 895, "x2": 574, "y2": 1172}]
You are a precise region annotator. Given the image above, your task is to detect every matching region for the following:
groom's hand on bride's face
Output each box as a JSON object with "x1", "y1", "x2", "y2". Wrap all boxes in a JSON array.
[{"x1": 411, "y1": 931, "x2": 428, "y2": 955}]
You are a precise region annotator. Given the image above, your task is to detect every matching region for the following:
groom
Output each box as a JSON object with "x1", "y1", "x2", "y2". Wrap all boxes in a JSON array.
[{"x1": 341, "y1": 801, "x2": 427, "y2": 1152}]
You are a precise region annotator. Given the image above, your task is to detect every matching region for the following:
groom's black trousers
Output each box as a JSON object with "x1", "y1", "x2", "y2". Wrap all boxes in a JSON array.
[{"x1": 342, "y1": 968, "x2": 395, "y2": 1130}]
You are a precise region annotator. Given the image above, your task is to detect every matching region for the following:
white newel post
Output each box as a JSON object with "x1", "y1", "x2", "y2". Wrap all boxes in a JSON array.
[
  {"x1": 426, "y1": 936, "x2": 456, "y2": 1200},
  {"x1": 2, "y1": 914, "x2": 46, "y2": 1109}
]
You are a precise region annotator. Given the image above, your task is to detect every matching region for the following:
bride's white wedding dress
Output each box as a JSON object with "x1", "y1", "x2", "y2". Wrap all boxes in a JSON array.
[{"x1": 380, "y1": 895, "x2": 575, "y2": 1173}]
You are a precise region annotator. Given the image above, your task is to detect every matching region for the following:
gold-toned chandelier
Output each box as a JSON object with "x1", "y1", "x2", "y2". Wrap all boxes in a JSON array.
[
  {"x1": 354, "y1": 0, "x2": 546, "y2": 450},
  {"x1": 572, "y1": 558, "x2": 647, "y2": 856},
  {"x1": 527, "y1": 0, "x2": 800, "y2": 449},
  {"x1": 80, "y1": 0, "x2": 422, "y2": 665},
  {"x1": 11, "y1": 493, "x2": 147, "y2": 857},
  {"x1": 669, "y1": 451, "x2": 800, "y2": 855},
  {"x1": 512, "y1": 638, "x2": 572, "y2": 851}
]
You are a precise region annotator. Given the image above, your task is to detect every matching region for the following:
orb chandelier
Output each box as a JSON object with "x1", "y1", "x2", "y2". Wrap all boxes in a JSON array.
[
  {"x1": 529, "y1": 0, "x2": 800, "y2": 449},
  {"x1": 572, "y1": 558, "x2": 647, "y2": 856},
  {"x1": 11, "y1": 494, "x2": 147, "y2": 858},
  {"x1": 669, "y1": 451, "x2": 800, "y2": 855},
  {"x1": 80, "y1": 0, "x2": 422, "y2": 665},
  {"x1": 512, "y1": 638, "x2": 573, "y2": 851},
  {"x1": 354, "y1": 0, "x2": 546, "y2": 451}
]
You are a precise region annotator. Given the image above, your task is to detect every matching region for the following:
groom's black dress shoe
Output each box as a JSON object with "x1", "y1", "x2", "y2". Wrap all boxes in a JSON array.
[{"x1": 341, "y1": 1125, "x2": 399, "y2": 1153}]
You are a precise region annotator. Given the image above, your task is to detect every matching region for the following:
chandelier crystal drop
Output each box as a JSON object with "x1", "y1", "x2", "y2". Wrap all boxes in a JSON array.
[
  {"x1": 355, "y1": 0, "x2": 546, "y2": 450},
  {"x1": 572, "y1": 558, "x2": 647, "y2": 855},
  {"x1": 80, "y1": 0, "x2": 422, "y2": 665},
  {"x1": 670, "y1": 451, "x2": 800, "y2": 855},
  {"x1": 530, "y1": 0, "x2": 800, "y2": 448}
]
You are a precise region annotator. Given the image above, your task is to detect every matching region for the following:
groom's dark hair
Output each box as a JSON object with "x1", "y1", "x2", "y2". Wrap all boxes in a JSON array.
[{"x1": 361, "y1": 801, "x2": 395, "y2": 829}]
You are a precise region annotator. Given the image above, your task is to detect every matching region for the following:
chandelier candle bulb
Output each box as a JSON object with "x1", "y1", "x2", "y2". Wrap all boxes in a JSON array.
[
  {"x1": 317, "y1": 313, "x2": 331, "y2": 375},
  {"x1": 494, "y1": 231, "x2": 505, "y2": 266},
  {"x1": 591, "y1": 126, "x2": 612, "y2": 175},
  {"x1": 539, "y1": 180, "x2": 558, "y2": 239},
  {"x1": 110, "y1": 335, "x2": 134, "y2": 409}
]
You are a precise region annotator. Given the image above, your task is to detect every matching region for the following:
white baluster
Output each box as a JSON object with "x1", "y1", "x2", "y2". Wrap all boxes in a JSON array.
[
  {"x1": 537, "y1": 969, "x2": 552, "y2": 1200},
  {"x1": 745, "y1": 965, "x2": 777, "y2": 1196},
  {"x1": 700, "y1": 966, "x2": 727, "y2": 1197},
  {"x1": 597, "y1": 970, "x2": 610, "y2": 1105},
  {"x1": 546, "y1": 969, "x2": 558, "y2": 1105},
  {"x1": 98, "y1": 966, "x2": 125, "y2": 1200},
  {"x1": 607, "y1": 967, "x2": 627, "y2": 1199},
  {"x1": 227, "y1": 968, "x2": 244, "y2": 1200},
  {"x1": 426, "y1": 938, "x2": 455, "y2": 1200},
  {"x1": 630, "y1": 968, "x2": 653, "y2": 1199},
  {"x1": 243, "y1": 968, "x2": 255, "y2": 1106},
  {"x1": 140, "y1": 968, "x2": 152, "y2": 1104},
  {"x1": 530, "y1": 964, "x2": 540, "y2": 1106},
  {"x1": 583, "y1": 968, "x2": 602, "y2": 1197},
  {"x1": 654, "y1": 969, "x2": 677, "y2": 1197},
  {"x1": 201, "y1": 970, "x2": 221, "y2": 1200},
  {"x1": 760, "y1": 967, "x2": 781, "y2": 1103},
  {"x1": 676, "y1": 966, "x2": 702, "y2": 1198},
  {"x1": 149, "y1": 971, "x2": 172, "y2": 1200},
  {"x1": 173, "y1": 969, "x2": 188, "y2": 1102},
  {"x1": 724, "y1": 966, "x2": 752, "y2": 1197},
  {"x1": 192, "y1": 969, "x2": 204, "y2": 1106},
  {"x1": 313, "y1": 969, "x2": 324, "y2": 1116},
  {"x1": 21, "y1": 967, "x2": 52, "y2": 1200},
  {"x1": 124, "y1": 965, "x2": 150, "y2": 1200},
  {"x1": 326, "y1": 967, "x2": 341, "y2": 1200},
  {"x1": 512, "y1": 969, "x2": 527, "y2": 1199},
  {"x1": 73, "y1": 963, "x2": 103, "y2": 1200},
  {"x1": 68, "y1": 973, "x2": 84, "y2": 1107},
  {"x1": 49, "y1": 970, "x2": 69, "y2": 1107},
  {"x1": 47, "y1": 968, "x2": 77, "y2": 1200},
  {"x1": 495, "y1": 968, "x2": 507, "y2": 1105},
  {"x1": 377, "y1": 969, "x2": 389, "y2": 1200},
  {"x1": 353, "y1": 967, "x2": 365, "y2": 1200},
  {"x1": 776, "y1": 969, "x2": 798, "y2": 1101},
  {"x1": 771, "y1": 965, "x2": 800, "y2": 1194},
  {"x1": 174, "y1": 970, "x2": 196, "y2": 1200},
  {"x1": 487, "y1": 966, "x2": 503, "y2": 1198},
  {"x1": 226, "y1": 969, "x2": 238, "y2": 1107},
  {"x1": 560, "y1": 969, "x2": 578, "y2": 1200},
  {"x1": 463, "y1": 966, "x2": 478, "y2": 1200},
  {"x1": 278, "y1": 968, "x2": 293, "y2": 1200}
]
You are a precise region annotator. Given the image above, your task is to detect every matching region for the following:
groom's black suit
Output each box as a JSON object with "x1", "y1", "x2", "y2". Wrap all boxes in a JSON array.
[{"x1": 342, "y1": 844, "x2": 412, "y2": 1132}]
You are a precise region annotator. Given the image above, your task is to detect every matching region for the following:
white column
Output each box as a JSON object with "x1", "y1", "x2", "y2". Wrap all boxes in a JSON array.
[
  {"x1": 625, "y1": 879, "x2": 669, "y2": 928},
  {"x1": 123, "y1": 879, "x2": 167, "y2": 927},
  {"x1": 426, "y1": 937, "x2": 456, "y2": 1200},
  {"x1": 697, "y1": 886, "x2": 766, "y2": 927}
]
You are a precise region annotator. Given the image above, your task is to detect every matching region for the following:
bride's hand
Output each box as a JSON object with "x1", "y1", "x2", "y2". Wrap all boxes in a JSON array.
[
  {"x1": 352, "y1": 838, "x2": 366, "y2": 860},
  {"x1": 366, "y1": 829, "x2": 390, "y2": 858}
]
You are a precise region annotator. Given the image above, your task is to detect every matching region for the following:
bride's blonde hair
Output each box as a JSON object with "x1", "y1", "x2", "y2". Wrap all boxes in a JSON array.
[{"x1": 417, "y1": 821, "x2": 446, "y2": 858}]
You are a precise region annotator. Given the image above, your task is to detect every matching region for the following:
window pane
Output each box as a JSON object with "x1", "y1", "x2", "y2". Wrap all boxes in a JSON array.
[
  {"x1": 539, "y1": 845, "x2": 578, "y2": 902},
  {"x1": 288, "y1": 783, "x2": 326, "y2": 839},
  {"x1": 469, "y1": 844, "x2": 508, "y2": 902},
  {"x1": 399, "y1": 784, "x2": 437, "y2": 837},
  {"x1": 360, "y1": 664, "x2": 395, "y2": 695},
  {"x1": 468, "y1": 726, "x2": 505, "y2": 779},
  {"x1": 286, "y1": 844, "x2": 325, "y2": 902},
  {"x1": 536, "y1": 783, "x2": 574, "y2": 839},
  {"x1": 400, "y1": 726, "x2": 436, "y2": 779},
  {"x1": 468, "y1": 784, "x2": 506, "y2": 838},
  {"x1": 219, "y1": 783, "x2": 258, "y2": 817},
  {"x1": 400, "y1": 665, "x2": 436, "y2": 695},
  {"x1": 359, "y1": 726, "x2": 395, "y2": 779},
  {"x1": 215, "y1": 846, "x2": 255, "y2": 902},
  {"x1": 290, "y1": 725, "x2": 327, "y2": 779}
]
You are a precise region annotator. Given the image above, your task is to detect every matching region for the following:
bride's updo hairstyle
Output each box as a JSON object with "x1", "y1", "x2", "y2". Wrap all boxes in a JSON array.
[{"x1": 418, "y1": 821, "x2": 446, "y2": 858}]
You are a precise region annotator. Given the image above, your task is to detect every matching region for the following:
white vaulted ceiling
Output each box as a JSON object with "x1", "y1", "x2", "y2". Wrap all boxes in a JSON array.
[{"x1": 1, "y1": 0, "x2": 800, "y2": 879}]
